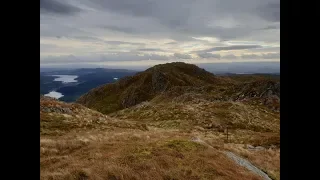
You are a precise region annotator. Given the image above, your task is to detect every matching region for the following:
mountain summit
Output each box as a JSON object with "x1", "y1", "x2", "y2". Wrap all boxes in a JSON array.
[
  {"x1": 76, "y1": 62, "x2": 228, "y2": 114},
  {"x1": 77, "y1": 62, "x2": 280, "y2": 114}
]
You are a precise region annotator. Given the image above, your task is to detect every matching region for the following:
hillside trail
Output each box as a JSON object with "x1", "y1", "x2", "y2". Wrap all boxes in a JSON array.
[{"x1": 191, "y1": 137, "x2": 272, "y2": 180}]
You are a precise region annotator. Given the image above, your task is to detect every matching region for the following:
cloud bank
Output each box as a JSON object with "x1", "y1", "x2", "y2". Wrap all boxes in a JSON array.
[{"x1": 40, "y1": 0, "x2": 280, "y2": 67}]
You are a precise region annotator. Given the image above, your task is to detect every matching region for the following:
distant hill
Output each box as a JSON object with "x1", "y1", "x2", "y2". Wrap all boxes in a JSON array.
[
  {"x1": 77, "y1": 62, "x2": 279, "y2": 114},
  {"x1": 197, "y1": 62, "x2": 280, "y2": 74},
  {"x1": 77, "y1": 62, "x2": 230, "y2": 113}
]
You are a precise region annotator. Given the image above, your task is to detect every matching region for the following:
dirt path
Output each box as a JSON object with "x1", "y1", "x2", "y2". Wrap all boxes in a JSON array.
[
  {"x1": 191, "y1": 137, "x2": 272, "y2": 180},
  {"x1": 223, "y1": 151, "x2": 272, "y2": 180}
]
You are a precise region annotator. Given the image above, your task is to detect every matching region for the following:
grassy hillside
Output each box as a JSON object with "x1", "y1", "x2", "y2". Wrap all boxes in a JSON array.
[
  {"x1": 77, "y1": 62, "x2": 233, "y2": 114},
  {"x1": 41, "y1": 63, "x2": 280, "y2": 180},
  {"x1": 40, "y1": 96, "x2": 148, "y2": 136},
  {"x1": 41, "y1": 96, "x2": 279, "y2": 180}
]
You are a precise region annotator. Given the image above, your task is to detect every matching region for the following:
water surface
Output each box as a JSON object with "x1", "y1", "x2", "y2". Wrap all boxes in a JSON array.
[
  {"x1": 52, "y1": 75, "x2": 78, "y2": 83},
  {"x1": 44, "y1": 91, "x2": 64, "y2": 99}
]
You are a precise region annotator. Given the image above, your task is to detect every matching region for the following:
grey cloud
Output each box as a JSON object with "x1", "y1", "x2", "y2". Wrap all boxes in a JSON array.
[
  {"x1": 41, "y1": 53, "x2": 171, "y2": 64},
  {"x1": 89, "y1": 0, "x2": 192, "y2": 28},
  {"x1": 100, "y1": 25, "x2": 140, "y2": 34},
  {"x1": 40, "y1": 0, "x2": 81, "y2": 15},
  {"x1": 105, "y1": 41, "x2": 144, "y2": 46},
  {"x1": 214, "y1": 0, "x2": 279, "y2": 22},
  {"x1": 41, "y1": 0, "x2": 280, "y2": 41},
  {"x1": 69, "y1": 36, "x2": 144, "y2": 45},
  {"x1": 174, "y1": 53, "x2": 193, "y2": 59},
  {"x1": 262, "y1": 52, "x2": 280, "y2": 59},
  {"x1": 90, "y1": 0, "x2": 155, "y2": 17},
  {"x1": 70, "y1": 36, "x2": 103, "y2": 42},
  {"x1": 40, "y1": 44, "x2": 58, "y2": 51},
  {"x1": 170, "y1": 35, "x2": 200, "y2": 42},
  {"x1": 256, "y1": 1, "x2": 280, "y2": 22},
  {"x1": 196, "y1": 45, "x2": 262, "y2": 53},
  {"x1": 40, "y1": 0, "x2": 280, "y2": 65},
  {"x1": 260, "y1": 24, "x2": 280, "y2": 30},
  {"x1": 137, "y1": 48, "x2": 164, "y2": 52},
  {"x1": 144, "y1": 54, "x2": 171, "y2": 60},
  {"x1": 166, "y1": 42, "x2": 178, "y2": 45},
  {"x1": 198, "y1": 53, "x2": 221, "y2": 59},
  {"x1": 40, "y1": 23, "x2": 95, "y2": 38},
  {"x1": 83, "y1": 0, "x2": 261, "y2": 40}
]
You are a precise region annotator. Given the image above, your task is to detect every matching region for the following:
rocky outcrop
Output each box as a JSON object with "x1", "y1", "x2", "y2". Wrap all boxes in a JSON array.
[{"x1": 152, "y1": 70, "x2": 169, "y2": 92}]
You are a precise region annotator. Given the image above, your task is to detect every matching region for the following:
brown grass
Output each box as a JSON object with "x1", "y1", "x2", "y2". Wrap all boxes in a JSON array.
[
  {"x1": 41, "y1": 129, "x2": 264, "y2": 180},
  {"x1": 40, "y1": 74, "x2": 280, "y2": 180},
  {"x1": 112, "y1": 101, "x2": 280, "y2": 135},
  {"x1": 40, "y1": 97, "x2": 148, "y2": 136}
]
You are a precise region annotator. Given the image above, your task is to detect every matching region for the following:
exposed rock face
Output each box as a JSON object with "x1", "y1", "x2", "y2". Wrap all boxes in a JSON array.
[
  {"x1": 121, "y1": 89, "x2": 141, "y2": 108},
  {"x1": 228, "y1": 80, "x2": 280, "y2": 111},
  {"x1": 40, "y1": 97, "x2": 73, "y2": 114},
  {"x1": 152, "y1": 70, "x2": 169, "y2": 92},
  {"x1": 40, "y1": 107, "x2": 72, "y2": 114},
  {"x1": 234, "y1": 80, "x2": 280, "y2": 100}
]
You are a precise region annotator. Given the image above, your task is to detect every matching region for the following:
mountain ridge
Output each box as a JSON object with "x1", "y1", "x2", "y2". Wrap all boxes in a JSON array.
[
  {"x1": 76, "y1": 62, "x2": 223, "y2": 114},
  {"x1": 77, "y1": 62, "x2": 279, "y2": 114}
]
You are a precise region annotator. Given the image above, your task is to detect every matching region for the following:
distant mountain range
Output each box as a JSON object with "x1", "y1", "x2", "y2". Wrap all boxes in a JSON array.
[
  {"x1": 41, "y1": 61, "x2": 280, "y2": 74},
  {"x1": 197, "y1": 62, "x2": 280, "y2": 74}
]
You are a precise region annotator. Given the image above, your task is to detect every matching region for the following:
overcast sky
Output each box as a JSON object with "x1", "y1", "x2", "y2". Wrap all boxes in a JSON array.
[{"x1": 40, "y1": 0, "x2": 280, "y2": 67}]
